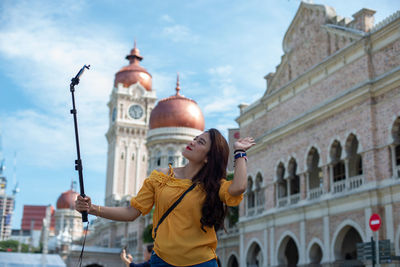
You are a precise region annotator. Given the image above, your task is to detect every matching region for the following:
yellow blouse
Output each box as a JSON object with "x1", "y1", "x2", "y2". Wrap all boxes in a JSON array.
[{"x1": 130, "y1": 169, "x2": 243, "y2": 266}]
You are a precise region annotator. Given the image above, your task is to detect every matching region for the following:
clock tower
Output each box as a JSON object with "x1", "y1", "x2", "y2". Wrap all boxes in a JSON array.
[{"x1": 105, "y1": 42, "x2": 156, "y2": 206}]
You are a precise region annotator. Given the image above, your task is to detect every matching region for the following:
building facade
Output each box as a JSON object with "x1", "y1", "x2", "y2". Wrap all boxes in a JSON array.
[
  {"x1": 0, "y1": 152, "x2": 15, "y2": 241},
  {"x1": 20, "y1": 205, "x2": 56, "y2": 249},
  {"x1": 217, "y1": 2, "x2": 400, "y2": 267}
]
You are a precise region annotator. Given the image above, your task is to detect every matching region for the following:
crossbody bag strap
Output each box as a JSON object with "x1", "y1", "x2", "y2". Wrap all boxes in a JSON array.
[{"x1": 154, "y1": 182, "x2": 197, "y2": 239}]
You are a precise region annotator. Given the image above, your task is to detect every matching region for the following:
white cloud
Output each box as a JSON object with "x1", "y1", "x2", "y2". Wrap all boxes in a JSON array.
[
  {"x1": 1, "y1": 109, "x2": 106, "y2": 172},
  {"x1": 161, "y1": 25, "x2": 199, "y2": 43},
  {"x1": 0, "y1": 1, "x2": 123, "y2": 171},
  {"x1": 160, "y1": 14, "x2": 174, "y2": 23}
]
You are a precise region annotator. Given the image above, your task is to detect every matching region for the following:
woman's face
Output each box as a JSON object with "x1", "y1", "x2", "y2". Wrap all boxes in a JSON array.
[{"x1": 182, "y1": 132, "x2": 211, "y2": 164}]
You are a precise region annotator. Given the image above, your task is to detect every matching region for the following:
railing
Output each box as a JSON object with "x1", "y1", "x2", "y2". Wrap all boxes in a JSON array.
[
  {"x1": 290, "y1": 193, "x2": 300, "y2": 204},
  {"x1": 333, "y1": 179, "x2": 346, "y2": 193},
  {"x1": 332, "y1": 260, "x2": 364, "y2": 267},
  {"x1": 256, "y1": 205, "x2": 264, "y2": 214},
  {"x1": 309, "y1": 187, "x2": 323, "y2": 200},
  {"x1": 247, "y1": 206, "x2": 255, "y2": 216},
  {"x1": 277, "y1": 197, "x2": 288, "y2": 207},
  {"x1": 349, "y1": 175, "x2": 364, "y2": 189},
  {"x1": 333, "y1": 175, "x2": 365, "y2": 194}
]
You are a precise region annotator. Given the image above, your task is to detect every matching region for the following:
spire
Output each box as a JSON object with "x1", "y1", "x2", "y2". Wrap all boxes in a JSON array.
[
  {"x1": 126, "y1": 38, "x2": 143, "y2": 64},
  {"x1": 175, "y1": 73, "x2": 181, "y2": 96}
]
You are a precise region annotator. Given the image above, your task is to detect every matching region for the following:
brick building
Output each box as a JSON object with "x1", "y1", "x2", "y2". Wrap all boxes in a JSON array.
[
  {"x1": 217, "y1": 2, "x2": 400, "y2": 267},
  {"x1": 21, "y1": 205, "x2": 55, "y2": 231}
]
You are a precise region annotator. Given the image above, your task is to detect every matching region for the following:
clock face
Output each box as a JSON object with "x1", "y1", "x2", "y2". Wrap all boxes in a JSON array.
[{"x1": 128, "y1": 104, "x2": 144, "y2": 119}]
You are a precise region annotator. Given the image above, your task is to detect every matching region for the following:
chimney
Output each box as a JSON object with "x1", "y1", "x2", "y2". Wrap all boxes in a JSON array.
[{"x1": 351, "y1": 8, "x2": 376, "y2": 32}]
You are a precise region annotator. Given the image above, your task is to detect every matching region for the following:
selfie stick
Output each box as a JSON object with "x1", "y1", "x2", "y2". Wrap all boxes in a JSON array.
[{"x1": 69, "y1": 65, "x2": 90, "y2": 222}]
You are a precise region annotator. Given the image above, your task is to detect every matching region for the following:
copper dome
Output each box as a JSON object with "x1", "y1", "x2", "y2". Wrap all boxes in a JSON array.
[
  {"x1": 150, "y1": 75, "x2": 205, "y2": 130},
  {"x1": 114, "y1": 41, "x2": 152, "y2": 91},
  {"x1": 56, "y1": 189, "x2": 79, "y2": 210}
]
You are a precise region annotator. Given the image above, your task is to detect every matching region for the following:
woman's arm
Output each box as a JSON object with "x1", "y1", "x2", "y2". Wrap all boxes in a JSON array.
[
  {"x1": 228, "y1": 137, "x2": 256, "y2": 196},
  {"x1": 75, "y1": 195, "x2": 141, "y2": 221}
]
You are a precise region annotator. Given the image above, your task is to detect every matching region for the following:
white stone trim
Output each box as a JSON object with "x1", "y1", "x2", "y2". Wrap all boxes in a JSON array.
[{"x1": 147, "y1": 127, "x2": 202, "y2": 144}]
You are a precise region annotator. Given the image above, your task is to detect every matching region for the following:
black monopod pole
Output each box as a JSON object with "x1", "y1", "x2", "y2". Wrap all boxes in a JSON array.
[{"x1": 69, "y1": 65, "x2": 90, "y2": 222}]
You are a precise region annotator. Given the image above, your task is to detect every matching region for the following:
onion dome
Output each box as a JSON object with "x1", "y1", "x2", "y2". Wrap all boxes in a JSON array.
[
  {"x1": 114, "y1": 40, "x2": 152, "y2": 91},
  {"x1": 56, "y1": 189, "x2": 79, "y2": 210},
  {"x1": 150, "y1": 74, "x2": 205, "y2": 130}
]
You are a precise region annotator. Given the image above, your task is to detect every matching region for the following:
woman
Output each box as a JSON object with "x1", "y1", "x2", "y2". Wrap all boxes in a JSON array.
[{"x1": 75, "y1": 128, "x2": 255, "y2": 266}]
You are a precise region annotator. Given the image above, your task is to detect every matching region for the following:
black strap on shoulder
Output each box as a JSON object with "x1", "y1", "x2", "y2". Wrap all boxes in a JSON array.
[{"x1": 154, "y1": 182, "x2": 197, "y2": 239}]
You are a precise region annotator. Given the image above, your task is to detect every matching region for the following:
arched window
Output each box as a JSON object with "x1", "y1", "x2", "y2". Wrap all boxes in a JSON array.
[
  {"x1": 255, "y1": 173, "x2": 264, "y2": 213},
  {"x1": 247, "y1": 176, "x2": 255, "y2": 215},
  {"x1": 345, "y1": 134, "x2": 363, "y2": 177},
  {"x1": 288, "y1": 158, "x2": 300, "y2": 195},
  {"x1": 276, "y1": 162, "x2": 287, "y2": 207},
  {"x1": 307, "y1": 147, "x2": 323, "y2": 199},
  {"x1": 331, "y1": 141, "x2": 345, "y2": 182},
  {"x1": 167, "y1": 149, "x2": 174, "y2": 166},
  {"x1": 156, "y1": 150, "x2": 161, "y2": 167},
  {"x1": 391, "y1": 117, "x2": 400, "y2": 178}
]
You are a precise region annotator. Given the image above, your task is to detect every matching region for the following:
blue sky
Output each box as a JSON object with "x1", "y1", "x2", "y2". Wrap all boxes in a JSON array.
[{"x1": 0, "y1": 0, "x2": 398, "y2": 229}]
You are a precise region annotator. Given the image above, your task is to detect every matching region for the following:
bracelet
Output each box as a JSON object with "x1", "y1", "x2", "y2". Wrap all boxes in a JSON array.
[
  {"x1": 234, "y1": 149, "x2": 245, "y2": 154},
  {"x1": 234, "y1": 152, "x2": 247, "y2": 160},
  {"x1": 97, "y1": 205, "x2": 101, "y2": 217}
]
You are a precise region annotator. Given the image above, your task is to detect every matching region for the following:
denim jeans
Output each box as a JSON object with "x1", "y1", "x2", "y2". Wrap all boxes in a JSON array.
[{"x1": 150, "y1": 251, "x2": 218, "y2": 267}]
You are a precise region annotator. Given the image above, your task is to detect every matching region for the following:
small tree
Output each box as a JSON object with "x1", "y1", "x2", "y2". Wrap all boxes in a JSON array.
[
  {"x1": 0, "y1": 240, "x2": 30, "y2": 253},
  {"x1": 142, "y1": 224, "x2": 154, "y2": 244}
]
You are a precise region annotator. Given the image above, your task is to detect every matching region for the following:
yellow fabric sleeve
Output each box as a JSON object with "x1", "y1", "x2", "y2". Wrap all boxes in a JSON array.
[
  {"x1": 130, "y1": 172, "x2": 157, "y2": 215},
  {"x1": 219, "y1": 179, "x2": 243, "y2": 206}
]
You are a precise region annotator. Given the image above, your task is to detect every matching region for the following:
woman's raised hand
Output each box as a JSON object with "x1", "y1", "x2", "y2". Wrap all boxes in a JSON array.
[
  {"x1": 234, "y1": 137, "x2": 256, "y2": 151},
  {"x1": 75, "y1": 195, "x2": 92, "y2": 213}
]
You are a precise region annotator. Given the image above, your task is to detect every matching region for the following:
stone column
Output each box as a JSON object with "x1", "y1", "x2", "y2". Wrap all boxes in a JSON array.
[
  {"x1": 329, "y1": 164, "x2": 334, "y2": 193},
  {"x1": 323, "y1": 215, "x2": 330, "y2": 263},
  {"x1": 124, "y1": 144, "x2": 129, "y2": 195},
  {"x1": 323, "y1": 165, "x2": 330, "y2": 193},
  {"x1": 270, "y1": 227, "x2": 275, "y2": 266},
  {"x1": 385, "y1": 204, "x2": 394, "y2": 241},
  {"x1": 390, "y1": 144, "x2": 397, "y2": 178},
  {"x1": 344, "y1": 158, "x2": 350, "y2": 190},
  {"x1": 300, "y1": 220, "x2": 306, "y2": 265},
  {"x1": 240, "y1": 228, "x2": 245, "y2": 267},
  {"x1": 300, "y1": 173, "x2": 307, "y2": 200},
  {"x1": 264, "y1": 229, "x2": 268, "y2": 267}
]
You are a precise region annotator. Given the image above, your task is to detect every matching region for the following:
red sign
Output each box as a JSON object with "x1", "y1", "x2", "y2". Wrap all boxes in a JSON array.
[{"x1": 369, "y1": 213, "x2": 381, "y2": 231}]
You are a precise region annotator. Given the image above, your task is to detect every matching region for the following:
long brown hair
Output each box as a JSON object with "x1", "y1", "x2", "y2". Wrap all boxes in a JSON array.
[{"x1": 192, "y1": 128, "x2": 229, "y2": 232}]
